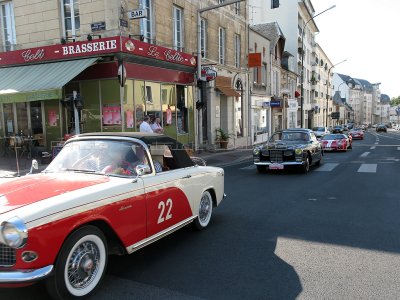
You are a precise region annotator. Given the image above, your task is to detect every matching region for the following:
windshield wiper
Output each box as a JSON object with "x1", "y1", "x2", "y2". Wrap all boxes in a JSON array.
[{"x1": 65, "y1": 168, "x2": 106, "y2": 175}]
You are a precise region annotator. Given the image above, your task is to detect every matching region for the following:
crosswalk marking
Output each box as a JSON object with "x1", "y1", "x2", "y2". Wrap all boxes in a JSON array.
[
  {"x1": 360, "y1": 152, "x2": 370, "y2": 157},
  {"x1": 357, "y1": 164, "x2": 377, "y2": 173},
  {"x1": 315, "y1": 163, "x2": 339, "y2": 172},
  {"x1": 398, "y1": 147, "x2": 400, "y2": 150}
]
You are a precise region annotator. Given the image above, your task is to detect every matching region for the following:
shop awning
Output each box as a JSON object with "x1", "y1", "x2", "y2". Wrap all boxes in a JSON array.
[
  {"x1": 0, "y1": 58, "x2": 97, "y2": 103},
  {"x1": 215, "y1": 75, "x2": 240, "y2": 97},
  {"x1": 216, "y1": 86, "x2": 241, "y2": 97}
]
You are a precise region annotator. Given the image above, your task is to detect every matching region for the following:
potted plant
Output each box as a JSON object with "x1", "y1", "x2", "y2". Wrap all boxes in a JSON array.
[{"x1": 215, "y1": 128, "x2": 232, "y2": 149}]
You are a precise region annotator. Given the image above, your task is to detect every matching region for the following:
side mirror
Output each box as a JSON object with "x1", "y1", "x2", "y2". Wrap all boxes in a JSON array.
[
  {"x1": 27, "y1": 159, "x2": 39, "y2": 175},
  {"x1": 135, "y1": 164, "x2": 151, "y2": 176}
]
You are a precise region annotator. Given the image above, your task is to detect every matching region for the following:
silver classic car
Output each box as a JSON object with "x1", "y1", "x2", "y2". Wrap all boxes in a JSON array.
[{"x1": 253, "y1": 128, "x2": 323, "y2": 173}]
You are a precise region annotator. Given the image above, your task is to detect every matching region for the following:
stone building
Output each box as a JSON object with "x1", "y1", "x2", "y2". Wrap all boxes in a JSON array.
[{"x1": 0, "y1": 0, "x2": 249, "y2": 153}]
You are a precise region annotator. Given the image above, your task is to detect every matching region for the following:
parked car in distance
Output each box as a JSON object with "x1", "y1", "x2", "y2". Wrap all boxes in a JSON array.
[
  {"x1": 312, "y1": 126, "x2": 330, "y2": 138},
  {"x1": 332, "y1": 126, "x2": 344, "y2": 134},
  {"x1": 253, "y1": 128, "x2": 323, "y2": 174},
  {"x1": 0, "y1": 132, "x2": 225, "y2": 299},
  {"x1": 349, "y1": 128, "x2": 364, "y2": 140},
  {"x1": 321, "y1": 133, "x2": 352, "y2": 151},
  {"x1": 376, "y1": 124, "x2": 387, "y2": 132}
]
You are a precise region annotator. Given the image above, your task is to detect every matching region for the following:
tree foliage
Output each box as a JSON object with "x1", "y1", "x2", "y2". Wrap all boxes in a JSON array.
[{"x1": 390, "y1": 96, "x2": 400, "y2": 106}]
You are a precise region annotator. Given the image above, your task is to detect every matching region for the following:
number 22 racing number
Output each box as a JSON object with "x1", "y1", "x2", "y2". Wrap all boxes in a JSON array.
[{"x1": 157, "y1": 198, "x2": 173, "y2": 224}]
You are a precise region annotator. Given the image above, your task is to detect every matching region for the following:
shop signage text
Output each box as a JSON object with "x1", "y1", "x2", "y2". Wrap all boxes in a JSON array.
[
  {"x1": 127, "y1": 9, "x2": 147, "y2": 19},
  {"x1": 0, "y1": 36, "x2": 196, "y2": 68},
  {"x1": 62, "y1": 40, "x2": 118, "y2": 55},
  {"x1": 22, "y1": 49, "x2": 45, "y2": 62}
]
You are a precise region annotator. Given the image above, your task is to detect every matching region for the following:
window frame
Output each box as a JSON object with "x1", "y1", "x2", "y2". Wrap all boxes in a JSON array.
[
  {"x1": 140, "y1": 0, "x2": 153, "y2": 43},
  {"x1": 234, "y1": 34, "x2": 241, "y2": 68},
  {"x1": 61, "y1": 0, "x2": 80, "y2": 38},
  {"x1": 200, "y1": 18, "x2": 207, "y2": 59},
  {"x1": 219, "y1": 27, "x2": 226, "y2": 65},
  {"x1": 0, "y1": 1, "x2": 16, "y2": 51},
  {"x1": 173, "y1": 5, "x2": 184, "y2": 52}
]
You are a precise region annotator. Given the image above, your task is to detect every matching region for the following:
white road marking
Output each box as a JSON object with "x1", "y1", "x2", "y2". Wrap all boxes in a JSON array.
[
  {"x1": 315, "y1": 163, "x2": 339, "y2": 172},
  {"x1": 398, "y1": 147, "x2": 400, "y2": 150},
  {"x1": 241, "y1": 165, "x2": 256, "y2": 170},
  {"x1": 357, "y1": 164, "x2": 377, "y2": 173},
  {"x1": 374, "y1": 142, "x2": 379, "y2": 144},
  {"x1": 360, "y1": 152, "x2": 370, "y2": 157},
  {"x1": 370, "y1": 146, "x2": 376, "y2": 149}
]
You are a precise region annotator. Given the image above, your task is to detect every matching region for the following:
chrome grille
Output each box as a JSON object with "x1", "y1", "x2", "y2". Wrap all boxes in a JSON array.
[
  {"x1": 270, "y1": 150, "x2": 283, "y2": 163},
  {"x1": 0, "y1": 243, "x2": 16, "y2": 267}
]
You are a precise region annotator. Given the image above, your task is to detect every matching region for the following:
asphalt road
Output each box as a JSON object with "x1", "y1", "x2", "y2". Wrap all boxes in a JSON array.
[{"x1": 3, "y1": 129, "x2": 400, "y2": 299}]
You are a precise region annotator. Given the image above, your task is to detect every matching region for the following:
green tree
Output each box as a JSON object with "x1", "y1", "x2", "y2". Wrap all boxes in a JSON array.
[{"x1": 390, "y1": 96, "x2": 400, "y2": 106}]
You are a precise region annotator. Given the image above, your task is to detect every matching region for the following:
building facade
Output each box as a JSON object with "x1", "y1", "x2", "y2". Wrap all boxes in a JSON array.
[
  {"x1": 249, "y1": 0, "x2": 329, "y2": 128},
  {"x1": 0, "y1": 0, "x2": 250, "y2": 154}
]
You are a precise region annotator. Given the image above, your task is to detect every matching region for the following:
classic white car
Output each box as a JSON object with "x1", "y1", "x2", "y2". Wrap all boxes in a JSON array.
[{"x1": 0, "y1": 133, "x2": 225, "y2": 299}]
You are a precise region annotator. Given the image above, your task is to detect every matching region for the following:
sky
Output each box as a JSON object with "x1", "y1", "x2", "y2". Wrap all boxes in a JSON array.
[{"x1": 311, "y1": 0, "x2": 400, "y2": 98}]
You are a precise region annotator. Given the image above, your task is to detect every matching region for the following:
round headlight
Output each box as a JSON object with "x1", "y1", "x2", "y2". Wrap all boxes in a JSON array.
[
  {"x1": 295, "y1": 148, "x2": 303, "y2": 155},
  {"x1": 253, "y1": 148, "x2": 260, "y2": 156},
  {"x1": 1, "y1": 217, "x2": 28, "y2": 249}
]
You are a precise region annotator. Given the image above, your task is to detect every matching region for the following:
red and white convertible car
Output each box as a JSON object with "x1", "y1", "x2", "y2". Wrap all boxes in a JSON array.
[
  {"x1": 320, "y1": 133, "x2": 352, "y2": 151},
  {"x1": 0, "y1": 133, "x2": 225, "y2": 299}
]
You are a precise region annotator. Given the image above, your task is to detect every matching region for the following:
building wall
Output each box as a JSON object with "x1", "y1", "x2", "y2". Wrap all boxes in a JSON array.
[{"x1": 3, "y1": 0, "x2": 250, "y2": 148}]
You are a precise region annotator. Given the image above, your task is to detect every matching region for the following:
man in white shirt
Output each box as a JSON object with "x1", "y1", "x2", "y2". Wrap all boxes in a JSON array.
[{"x1": 139, "y1": 115, "x2": 153, "y2": 133}]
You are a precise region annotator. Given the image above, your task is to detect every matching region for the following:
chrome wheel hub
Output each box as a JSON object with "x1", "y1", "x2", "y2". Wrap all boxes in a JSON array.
[{"x1": 68, "y1": 241, "x2": 100, "y2": 289}]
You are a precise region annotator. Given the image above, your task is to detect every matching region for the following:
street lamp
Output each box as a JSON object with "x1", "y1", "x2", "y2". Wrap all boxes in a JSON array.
[
  {"x1": 325, "y1": 59, "x2": 347, "y2": 127},
  {"x1": 300, "y1": 4, "x2": 335, "y2": 128}
]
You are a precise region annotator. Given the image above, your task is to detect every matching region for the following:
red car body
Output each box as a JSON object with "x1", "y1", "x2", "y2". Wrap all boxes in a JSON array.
[
  {"x1": 349, "y1": 129, "x2": 364, "y2": 140},
  {"x1": 321, "y1": 134, "x2": 352, "y2": 151}
]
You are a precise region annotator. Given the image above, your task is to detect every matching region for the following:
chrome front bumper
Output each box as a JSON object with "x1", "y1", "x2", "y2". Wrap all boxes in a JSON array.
[
  {"x1": 0, "y1": 265, "x2": 53, "y2": 283},
  {"x1": 254, "y1": 161, "x2": 304, "y2": 166}
]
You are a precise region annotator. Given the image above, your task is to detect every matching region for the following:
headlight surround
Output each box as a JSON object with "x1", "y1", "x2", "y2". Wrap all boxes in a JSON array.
[
  {"x1": 1, "y1": 217, "x2": 28, "y2": 249},
  {"x1": 253, "y1": 148, "x2": 260, "y2": 156},
  {"x1": 295, "y1": 148, "x2": 303, "y2": 156}
]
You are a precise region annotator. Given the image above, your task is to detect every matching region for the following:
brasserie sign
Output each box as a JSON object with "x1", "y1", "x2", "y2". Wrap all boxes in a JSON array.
[{"x1": 0, "y1": 36, "x2": 196, "y2": 68}]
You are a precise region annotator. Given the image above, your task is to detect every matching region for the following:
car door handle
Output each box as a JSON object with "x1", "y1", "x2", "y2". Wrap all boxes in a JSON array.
[{"x1": 181, "y1": 174, "x2": 192, "y2": 179}]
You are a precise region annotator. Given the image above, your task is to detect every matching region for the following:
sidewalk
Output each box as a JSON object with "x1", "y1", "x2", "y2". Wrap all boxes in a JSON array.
[{"x1": 0, "y1": 147, "x2": 253, "y2": 179}]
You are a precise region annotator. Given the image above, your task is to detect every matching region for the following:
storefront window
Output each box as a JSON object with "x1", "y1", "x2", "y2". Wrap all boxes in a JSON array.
[
  {"x1": 16, "y1": 102, "x2": 28, "y2": 135},
  {"x1": 145, "y1": 81, "x2": 161, "y2": 126},
  {"x1": 176, "y1": 85, "x2": 188, "y2": 134},
  {"x1": 161, "y1": 84, "x2": 175, "y2": 137},
  {"x1": 124, "y1": 80, "x2": 135, "y2": 131},
  {"x1": 3, "y1": 103, "x2": 14, "y2": 135},
  {"x1": 0, "y1": 104, "x2": 3, "y2": 136},
  {"x1": 81, "y1": 80, "x2": 100, "y2": 133},
  {"x1": 134, "y1": 80, "x2": 145, "y2": 130},
  {"x1": 101, "y1": 80, "x2": 121, "y2": 132},
  {"x1": 30, "y1": 101, "x2": 43, "y2": 135}
]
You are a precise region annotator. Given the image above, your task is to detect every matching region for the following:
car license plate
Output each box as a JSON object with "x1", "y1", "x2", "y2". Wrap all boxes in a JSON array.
[{"x1": 269, "y1": 163, "x2": 284, "y2": 170}]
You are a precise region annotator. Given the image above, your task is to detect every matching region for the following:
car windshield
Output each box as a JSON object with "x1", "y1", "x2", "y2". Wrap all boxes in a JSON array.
[
  {"x1": 270, "y1": 131, "x2": 309, "y2": 142},
  {"x1": 322, "y1": 134, "x2": 344, "y2": 140},
  {"x1": 44, "y1": 139, "x2": 149, "y2": 177},
  {"x1": 313, "y1": 127, "x2": 325, "y2": 131}
]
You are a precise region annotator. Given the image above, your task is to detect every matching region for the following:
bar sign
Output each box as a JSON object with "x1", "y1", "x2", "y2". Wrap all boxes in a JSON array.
[{"x1": 127, "y1": 9, "x2": 147, "y2": 19}]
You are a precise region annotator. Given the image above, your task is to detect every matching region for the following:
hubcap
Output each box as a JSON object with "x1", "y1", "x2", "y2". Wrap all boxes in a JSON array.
[
  {"x1": 199, "y1": 195, "x2": 211, "y2": 223},
  {"x1": 68, "y1": 241, "x2": 100, "y2": 289}
]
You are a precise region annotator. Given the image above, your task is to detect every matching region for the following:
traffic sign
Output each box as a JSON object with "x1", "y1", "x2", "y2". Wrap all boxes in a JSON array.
[
  {"x1": 201, "y1": 67, "x2": 217, "y2": 81},
  {"x1": 127, "y1": 9, "x2": 147, "y2": 19}
]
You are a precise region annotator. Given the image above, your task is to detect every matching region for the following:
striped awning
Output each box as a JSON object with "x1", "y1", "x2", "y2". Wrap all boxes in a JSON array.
[{"x1": 0, "y1": 58, "x2": 97, "y2": 103}]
